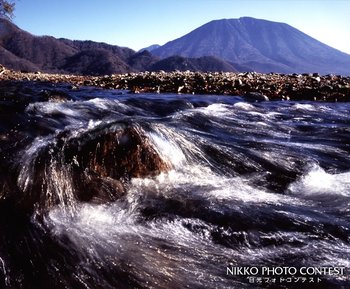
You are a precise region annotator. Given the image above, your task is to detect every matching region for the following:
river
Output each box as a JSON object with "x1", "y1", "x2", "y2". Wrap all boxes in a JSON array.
[{"x1": 0, "y1": 83, "x2": 349, "y2": 288}]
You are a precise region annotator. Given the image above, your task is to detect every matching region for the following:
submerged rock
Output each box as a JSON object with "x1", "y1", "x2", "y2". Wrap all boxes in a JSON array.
[
  {"x1": 2, "y1": 123, "x2": 171, "y2": 213},
  {"x1": 244, "y1": 92, "x2": 269, "y2": 102},
  {"x1": 69, "y1": 125, "x2": 171, "y2": 203}
]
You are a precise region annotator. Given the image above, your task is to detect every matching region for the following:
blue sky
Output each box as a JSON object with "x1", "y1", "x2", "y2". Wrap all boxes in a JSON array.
[{"x1": 14, "y1": 0, "x2": 350, "y2": 53}]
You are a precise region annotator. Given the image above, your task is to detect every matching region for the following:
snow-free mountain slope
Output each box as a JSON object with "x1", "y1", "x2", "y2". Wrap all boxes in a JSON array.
[{"x1": 153, "y1": 17, "x2": 350, "y2": 74}]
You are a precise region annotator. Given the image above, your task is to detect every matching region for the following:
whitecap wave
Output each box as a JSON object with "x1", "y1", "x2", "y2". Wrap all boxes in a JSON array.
[{"x1": 288, "y1": 164, "x2": 350, "y2": 197}]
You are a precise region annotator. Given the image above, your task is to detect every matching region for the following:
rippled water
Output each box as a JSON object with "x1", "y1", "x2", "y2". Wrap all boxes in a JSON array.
[{"x1": 1, "y1": 85, "x2": 350, "y2": 288}]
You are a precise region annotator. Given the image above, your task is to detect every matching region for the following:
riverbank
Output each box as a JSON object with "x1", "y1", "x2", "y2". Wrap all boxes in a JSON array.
[{"x1": 1, "y1": 65, "x2": 349, "y2": 101}]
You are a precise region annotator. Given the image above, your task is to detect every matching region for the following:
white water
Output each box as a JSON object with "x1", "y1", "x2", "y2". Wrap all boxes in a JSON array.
[{"x1": 288, "y1": 164, "x2": 350, "y2": 197}]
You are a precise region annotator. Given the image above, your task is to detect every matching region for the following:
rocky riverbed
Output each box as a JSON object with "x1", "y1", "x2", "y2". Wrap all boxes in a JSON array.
[{"x1": 1, "y1": 65, "x2": 350, "y2": 101}]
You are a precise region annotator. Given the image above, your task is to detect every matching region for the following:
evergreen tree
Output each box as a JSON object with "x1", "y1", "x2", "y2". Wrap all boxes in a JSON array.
[{"x1": 0, "y1": 0, "x2": 15, "y2": 20}]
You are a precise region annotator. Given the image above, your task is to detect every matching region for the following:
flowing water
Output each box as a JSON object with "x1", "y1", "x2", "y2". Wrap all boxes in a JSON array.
[{"x1": 0, "y1": 83, "x2": 350, "y2": 288}]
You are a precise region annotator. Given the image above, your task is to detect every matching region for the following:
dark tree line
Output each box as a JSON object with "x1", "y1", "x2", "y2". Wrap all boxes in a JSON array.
[{"x1": 0, "y1": 0, "x2": 15, "y2": 20}]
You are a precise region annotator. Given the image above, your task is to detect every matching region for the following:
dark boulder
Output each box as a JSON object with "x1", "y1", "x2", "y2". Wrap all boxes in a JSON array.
[
  {"x1": 69, "y1": 125, "x2": 171, "y2": 203},
  {"x1": 5, "y1": 124, "x2": 171, "y2": 213}
]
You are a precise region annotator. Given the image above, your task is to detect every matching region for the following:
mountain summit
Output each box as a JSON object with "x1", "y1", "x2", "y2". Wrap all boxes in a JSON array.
[{"x1": 153, "y1": 17, "x2": 350, "y2": 75}]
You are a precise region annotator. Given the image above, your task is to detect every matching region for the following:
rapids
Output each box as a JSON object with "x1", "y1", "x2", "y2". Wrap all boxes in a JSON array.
[{"x1": 0, "y1": 82, "x2": 350, "y2": 288}]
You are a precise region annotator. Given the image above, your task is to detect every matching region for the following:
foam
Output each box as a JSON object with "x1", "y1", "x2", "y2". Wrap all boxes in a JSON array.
[
  {"x1": 233, "y1": 102, "x2": 255, "y2": 110},
  {"x1": 288, "y1": 164, "x2": 350, "y2": 197},
  {"x1": 292, "y1": 103, "x2": 316, "y2": 111}
]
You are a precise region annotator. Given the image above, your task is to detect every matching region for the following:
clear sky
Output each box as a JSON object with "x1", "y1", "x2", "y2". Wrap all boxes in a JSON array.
[{"x1": 13, "y1": 0, "x2": 350, "y2": 54}]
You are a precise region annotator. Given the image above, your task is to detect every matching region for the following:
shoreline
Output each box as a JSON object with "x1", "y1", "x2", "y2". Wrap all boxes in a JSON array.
[{"x1": 1, "y1": 65, "x2": 350, "y2": 101}]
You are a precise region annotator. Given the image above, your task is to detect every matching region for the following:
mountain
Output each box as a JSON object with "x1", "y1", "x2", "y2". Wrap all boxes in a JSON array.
[
  {"x1": 150, "y1": 55, "x2": 237, "y2": 72},
  {"x1": 0, "y1": 19, "x2": 76, "y2": 73},
  {"x1": 152, "y1": 17, "x2": 350, "y2": 75},
  {"x1": 0, "y1": 45, "x2": 40, "y2": 71},
  {"x1": 128, "y1": 50, "x2": 159, "y2": 71},
  {"x1": 61, "y1": 49, "x2": 132, "y2": 75},
  {"x1": 139, "y1": 44, "x2": 161, "y2": 53},
  {"x1": 0, "y1": 19, "x2": 157, "y2": 75}
]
